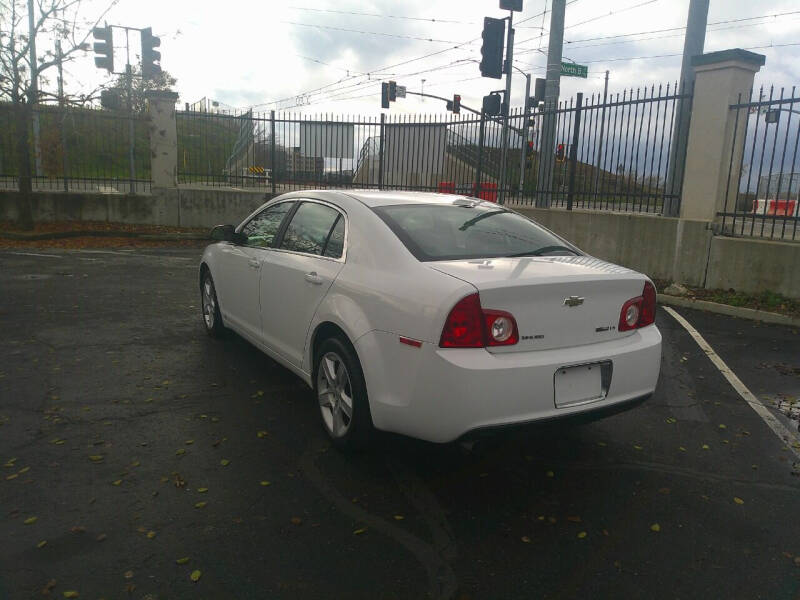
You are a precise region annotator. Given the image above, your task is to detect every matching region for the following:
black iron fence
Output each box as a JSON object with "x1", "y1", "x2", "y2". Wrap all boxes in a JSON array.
[
  {"x1": 721, "y1": 86, "x2": 800, "y2": 241},
  {"x1": 0, "y1": 102, "x2": 151, "y2": 194},
  {"x1": 176, "y1": 81, "x2": 691, "y2": 213}
]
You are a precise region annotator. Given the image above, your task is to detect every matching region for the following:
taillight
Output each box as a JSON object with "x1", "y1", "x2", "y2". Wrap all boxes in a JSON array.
[
  {"x1": 619, "y1": 281, "x2": 657, "y2": 331},
  {"x1": 439, "y1": 294, "x2": 518, "y2": 348}
]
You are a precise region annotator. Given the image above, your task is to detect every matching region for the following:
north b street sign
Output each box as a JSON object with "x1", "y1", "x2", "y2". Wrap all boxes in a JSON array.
[{"x1": 560, "y1": 62, "x2": 588, "y2": 78}]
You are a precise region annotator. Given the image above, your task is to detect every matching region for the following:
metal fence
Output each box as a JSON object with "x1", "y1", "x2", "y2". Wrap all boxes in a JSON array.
[
  {"x1": 176, "y1": 80, "x2": 691, "y2": 214},
  {"x1": 721, "y1": 86, "x2": 800, "y2": 241},
  {"x1": 0, "y1": 103, "x2": 151, "y2": 195}
]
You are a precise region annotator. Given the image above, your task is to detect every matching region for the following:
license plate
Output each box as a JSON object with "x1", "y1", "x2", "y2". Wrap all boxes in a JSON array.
[{"x1": 554, "y1": 363, "x2": 604, "y2": 408}]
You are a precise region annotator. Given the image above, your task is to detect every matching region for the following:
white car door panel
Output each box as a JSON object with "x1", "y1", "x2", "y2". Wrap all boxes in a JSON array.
[{"x1": 260, "y1": 201, "x2": 346, "y2": 367}]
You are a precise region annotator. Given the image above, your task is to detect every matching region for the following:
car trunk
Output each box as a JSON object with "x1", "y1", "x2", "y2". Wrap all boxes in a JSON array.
[{"x1": 429, "y1": 255, "x2": 648, "y2": 352}]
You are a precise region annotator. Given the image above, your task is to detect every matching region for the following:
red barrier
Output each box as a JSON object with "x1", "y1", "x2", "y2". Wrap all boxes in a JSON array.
[
  {"x1": 438, "y1": 181, "x2": 456, "y2": 194},
  {"x1": 473, "y1": 182, "x2": 498, "y2": 202}
]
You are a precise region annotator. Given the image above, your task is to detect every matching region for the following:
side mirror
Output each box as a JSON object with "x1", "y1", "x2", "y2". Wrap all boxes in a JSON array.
[{"x1": 209, "y1": 224, "x2": 247, "y2": 244}]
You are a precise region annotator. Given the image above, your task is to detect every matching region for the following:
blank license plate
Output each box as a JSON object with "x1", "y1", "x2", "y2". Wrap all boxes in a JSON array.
[{"x1": 554, "y1": 363, "x2": 603, "y2": 408}]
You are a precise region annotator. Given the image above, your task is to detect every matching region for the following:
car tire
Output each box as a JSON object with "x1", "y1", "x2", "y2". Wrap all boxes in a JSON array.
[
  {"x1": 314, "y1": 336, "x2": 373, "y2": 450},
  {"x1": 201, "y1": 270, "x2": 226, "y2": 338}
]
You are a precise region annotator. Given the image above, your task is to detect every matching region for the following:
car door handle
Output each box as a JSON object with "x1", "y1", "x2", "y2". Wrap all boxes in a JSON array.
[
  {"x1": 248, "y1": 259, "x2": 261, "y2": 270},
  {"x1": 304, "y1": 271, "x2": 324, "y2": 285}
]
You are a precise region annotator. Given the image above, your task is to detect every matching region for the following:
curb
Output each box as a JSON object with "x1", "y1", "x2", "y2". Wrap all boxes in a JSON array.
[
  {"x1": 0, "y1": 230, "x2": 208, "y2": 241},
  {"x1": 658, "y1": 294, "x2": 800, "y2": 327}
]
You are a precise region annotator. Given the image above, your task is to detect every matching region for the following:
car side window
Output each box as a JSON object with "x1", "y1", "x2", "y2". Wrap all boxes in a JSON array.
[
  {"x1": 322, "y1": 216, "x2": 345, "y2": 259},
  {"x1": 280, "y1": 202, "x2": 344, "y2": 257},
  {"x1": 241, "y1": 202, "x2": 293, "y2": 247}
]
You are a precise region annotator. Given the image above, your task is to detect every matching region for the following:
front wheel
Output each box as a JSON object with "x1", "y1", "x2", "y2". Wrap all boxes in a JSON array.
[
  {"x1": 201, "y1": 271, "x2": 226, "y2": 337},
  {"x1": 315, "y1": 337, "x2": 373, "y2": 449}
]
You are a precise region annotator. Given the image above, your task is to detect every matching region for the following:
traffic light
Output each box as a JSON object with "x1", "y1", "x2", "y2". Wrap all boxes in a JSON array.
[
  {"x1": 388, "y1": 80, "x2": 397, "y2": 102},
  {"x1": 555, "y1": 143, "x2": 566, "y2": 163},
  {"x1": 453, "y1": 94, "x2": 461, "y2": 114},
  {"x1": 141, "y1": 27, "x2": 162, "y2": 79},
  {"x1": 500, "y1": 0, "x2": 523, "y2": 10},
  {"x1": 479, "y1": 17, "x2": 505, "y2": 79},
  {"x1": 92, "y1": 26, "x2": 114, "y2": 73},
  {"x1": 381, "y1": 82, "x2": 390, "y2": 109},
  {"x1": 482, "y1": 93, "x2": 502, "y2": 116}
]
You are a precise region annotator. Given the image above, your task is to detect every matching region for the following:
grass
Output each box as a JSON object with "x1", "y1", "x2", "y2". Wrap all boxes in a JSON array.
[{"x1": 656, "y1": 279, "x2": 800, "y2": 318}]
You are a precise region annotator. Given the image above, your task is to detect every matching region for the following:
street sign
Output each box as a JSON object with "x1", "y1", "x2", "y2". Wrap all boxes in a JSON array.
[
  {"x1": 396, "y1": 85, "x2": 406, "y2": 98},
  {"x1": 560, "y1": 62, "x2": 588, "y2": 78},
  {"x1": 500, "y1": 0, "x2": 523, "y2": 11}
]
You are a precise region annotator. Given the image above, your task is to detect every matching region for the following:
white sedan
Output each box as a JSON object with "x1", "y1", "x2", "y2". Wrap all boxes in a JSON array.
[{"x1": 199, "y1": 190, "x2": 661, "y2": 447}]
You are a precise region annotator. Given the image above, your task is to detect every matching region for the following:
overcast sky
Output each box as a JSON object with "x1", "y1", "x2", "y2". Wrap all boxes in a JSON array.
[{"x1": 55, "y1": 0, "x2": 800, "y2": 115}]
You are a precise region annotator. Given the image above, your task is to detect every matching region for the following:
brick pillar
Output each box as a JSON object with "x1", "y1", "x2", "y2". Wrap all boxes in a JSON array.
[
  {"x1": 679, "y1": 49, "x2": 765, "y2": 221},
  {"x1": 145, "y1": 90, "x2": 179, "y2": 189}
]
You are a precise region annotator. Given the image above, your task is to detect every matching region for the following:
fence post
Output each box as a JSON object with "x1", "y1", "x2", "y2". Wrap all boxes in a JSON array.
[
  {"x1": 679, "y1": 49, "x2": 765, "y2": 221},
  {"x1": 566, "y1": 92, "x2": 583, "y2": 210},
  {"x1": 475, "y1": 111, "x2": 485, "y2": 196},
  {"x1": 270, "y1": 110, "x2": 276, "y2": 195},
  {"x1": 378, "y1": 113, "x2": 385, "y2": 191},
  {"x1": 145, "y1": 90, "x2": 179, "y2": 190}
]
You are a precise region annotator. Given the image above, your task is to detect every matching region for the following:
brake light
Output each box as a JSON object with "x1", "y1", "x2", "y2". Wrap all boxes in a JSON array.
[
  {"x1": 619, "y1": 281, "x2": 657, "y2": 331},
  {"x1": 439, "y1": 294, "x2": 518, "y2": 348}
]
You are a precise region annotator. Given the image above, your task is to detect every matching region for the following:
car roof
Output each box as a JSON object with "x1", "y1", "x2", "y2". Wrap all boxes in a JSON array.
[{"x1": 337, "y1": 190, "x2": 487, "y2": 208}]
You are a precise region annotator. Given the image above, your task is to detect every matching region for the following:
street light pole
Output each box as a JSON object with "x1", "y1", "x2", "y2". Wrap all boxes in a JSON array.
[{"x1": 498, "y1": 10, "x2": 514, "y2": 205}]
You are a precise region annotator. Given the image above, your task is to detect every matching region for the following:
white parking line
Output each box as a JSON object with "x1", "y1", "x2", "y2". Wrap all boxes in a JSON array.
[
  {"x1": 664, "y1": 306, "x2": 800, "y2": 460},
  {"x1": 8, "y1": 251, "x2": 62, "y2": 258}
]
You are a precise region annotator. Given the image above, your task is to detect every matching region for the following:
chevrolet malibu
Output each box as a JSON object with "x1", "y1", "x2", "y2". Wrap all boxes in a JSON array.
[{"x1": 199, "y1": 190, "x2": 661, "y2": 448}]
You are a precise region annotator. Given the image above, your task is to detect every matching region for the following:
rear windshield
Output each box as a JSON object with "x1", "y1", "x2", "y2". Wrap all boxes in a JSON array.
[{"x1": 373, "y1": 203, "x2": 577, "y2": 261}]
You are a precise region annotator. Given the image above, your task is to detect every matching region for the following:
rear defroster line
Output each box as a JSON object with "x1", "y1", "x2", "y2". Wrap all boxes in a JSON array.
[{"x1": 664, "y1": 306, "x2": 800, "y2": 461}]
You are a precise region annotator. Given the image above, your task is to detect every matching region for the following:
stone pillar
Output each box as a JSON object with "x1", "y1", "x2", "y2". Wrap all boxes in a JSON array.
[
  {"x1": 679, "y1": 49, "x2": 764, "y2": 221},
  {"x1": 145, "y1": 90, "x2": 179, "y2": 189}
]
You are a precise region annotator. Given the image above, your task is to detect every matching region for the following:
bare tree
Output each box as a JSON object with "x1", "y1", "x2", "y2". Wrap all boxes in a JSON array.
[{"x1": 0, "y1": 0, "x2": 118, "y2": 228}]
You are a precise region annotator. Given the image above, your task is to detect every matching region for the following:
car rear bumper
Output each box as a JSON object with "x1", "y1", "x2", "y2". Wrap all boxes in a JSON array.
[{"x1": 356, "y1": 325, "x2": 661, "y2": 443}]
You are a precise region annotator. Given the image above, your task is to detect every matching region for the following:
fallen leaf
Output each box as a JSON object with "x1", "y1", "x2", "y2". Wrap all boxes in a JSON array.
[
  {"x1": 794, "y1": 556, "x2": 800, "y2": 567},
  {"x1": 678, "y1": 446, "x2": 687, "y2": 452},
  {"x1": 6, "y1": 473, "x2": 18, "y2": 480},
  {"x1": 633, "y1": 445, "x2": 643, "y2": 450},
  {"x1": 37, "y1": 540, "x2": 47, "y2": 548},
  {"x1": 733, "y1": 497, "x2": 744, "y2": 505},
  {"x1": 194, "y1": 501, "x2": 207, "y2": 509},
  {"x1": 131, "y1": 461, "x2": 140, "y2": 467},
  {"x1": 665, "y1": 417, "x2": 676, "y2": 424},
  {"x1": 719, "y1": 424, "x2": 727, "y2": 429},
  {"x1": 23, "y1": 516, "x2": 37, "y2": 525},
  {"x1": 290, "y1": 517, "x2": 303, "y2": 525},
  {"x1": 596, "y1": 441, "x2": 607, "y2": 447},
  {"x1": 63, "y1": 592, "x2": 79, "y2": 599},
  {"x1": 220, "y1": 459, "x2": 230, "y2": 466},
  {"x1": 111, "y1": 479, "x2": 122, "y2": 486},
  {"x1": 577, "y1": 531, "x2": 587, "y2": 539},
  {"x1": 88, "y1": 455, "x2": 104, "y2": 462},
  {"x1": 96, "y1": 533, "x2": 107, "y2": 542},
  {"x1": 650, "y1": 523, "x2": 661, "y2": 532},
  {"x1": 353, "y1": 528, "x2": 367, "y2": 535},
  {"x1": 18, "y1": 466, "x2": 30, "y2": 474},
  {"x1": 185, "y1": 440, "x2": 194, "y2": 445},
  {"x1": 260, "y1": 481, "x2": 271, "y2": 487},
  {"x1": 70, "y1": 526, "x2": 85, "y2": 534},
  {"x1": 176, "y1": 557, "x2": 190, "y2": 565},
  {"x1": 190, "y1": 570, "x2": 202, "y2": 582},
  {"x1": 701, "y1": 444, "x2": 710, "y2": 450},
  {"x1": 393, "y1": 514, "x2": 404, "y2": 521},
  {"x1": 521, "y1": 535, "x2": 531, "y2": 543},
  {"x1": 197, "y1": 487, "x2": 208, "y2": 493},
  {"x1": 124, "y1": 570, "x2": 134, "y2": 579},
  {"x1": 146, "y1": 530, "x2": 156, "y2": 539},
  {"x1": 659, "y1": 487, "x2": 671, "y2": 495},
  {"x1": 567, "y1": 516, "x2": 582, "y2": 523},
  {"x1": 545, "y1": 470, "x2": 554, "y2": 478},
  {"x1": 176, "y1": 449, "x2": 186, "y2": 456},
  {"x1": 257, "y1": 430, "x2": 268, "y2": 438}
]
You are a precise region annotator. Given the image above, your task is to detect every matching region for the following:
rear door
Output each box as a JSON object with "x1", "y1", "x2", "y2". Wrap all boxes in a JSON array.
[{"x1": 259, "y1": 200, "x2": 346, "y2": 367}]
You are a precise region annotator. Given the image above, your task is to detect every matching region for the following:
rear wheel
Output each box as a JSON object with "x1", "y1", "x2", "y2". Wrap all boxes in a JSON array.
[
  {"x1": 315, "y1": 336, "x2": 373, "y2": 449},
  {"x1": 201, "y1": 271, "x2": 226, "y2": 337}
]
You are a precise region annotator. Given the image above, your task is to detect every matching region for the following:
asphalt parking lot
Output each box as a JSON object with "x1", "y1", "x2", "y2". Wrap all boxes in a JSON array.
[{"x1": 1, "y1": 247, "x2": 799, "y2": 600}]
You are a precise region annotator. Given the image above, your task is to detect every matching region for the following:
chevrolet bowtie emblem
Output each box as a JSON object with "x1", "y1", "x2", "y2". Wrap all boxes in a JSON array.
[{"x1": 564, "y1": 296, "x2": 584, "y2": 307}]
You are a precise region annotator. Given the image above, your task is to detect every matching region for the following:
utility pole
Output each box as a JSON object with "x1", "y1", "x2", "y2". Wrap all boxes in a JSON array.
[
  {"x1": 56, "y1": 40, "x2": 69, "y2": 192},
  {"x1": 665, "y1": 0, "x2": 708, "y2": 216},
  {"x1": 535, "y1": 0, "x2": 565, "y2": 207},
  {"x1": 518, "y1": 73, "x2": 532, "y2": 197},
  {"x1": 594, "y1": 70, "x2": 610, "y2": 190},
  {"x1": 497, "y1": 10, "x2": 514, "y2": 205},
  {"x1": 27, "y1": 0, "x2": 43, "y2": 178},
  {"x1": 125, "y1": 29, "x2": 136, "y2": 195}
]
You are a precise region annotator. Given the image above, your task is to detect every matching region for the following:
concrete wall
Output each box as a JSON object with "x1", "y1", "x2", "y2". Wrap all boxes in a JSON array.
[
  {"x1": 706, "y1": 236, "x2": 800, "y2": 298},
  {"x1": 0, "y1": 188, "x2": 275, "y2": 229}
]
